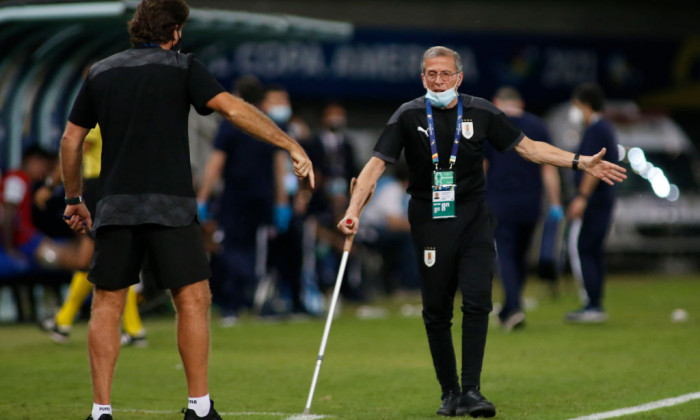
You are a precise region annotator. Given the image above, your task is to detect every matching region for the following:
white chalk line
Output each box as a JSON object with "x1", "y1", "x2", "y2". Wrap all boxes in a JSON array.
[
  {"x1": 115, "y1": 408, "x2": 330, "y2": 418},
  {"x1": 566, "y1": 391, "x2": 700, "y2": 420}
]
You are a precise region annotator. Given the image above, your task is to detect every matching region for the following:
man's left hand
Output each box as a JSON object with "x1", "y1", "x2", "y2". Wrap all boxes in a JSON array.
[
  {"x1": 580, "y1": 148, "x2": 627, "y2": 185},
  {"x1": 567, "y1": 196, "x2": 587, "y2": 220}
]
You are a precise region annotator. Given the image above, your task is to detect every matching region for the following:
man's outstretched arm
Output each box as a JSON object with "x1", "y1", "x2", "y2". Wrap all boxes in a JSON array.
[
  {"x1": 206, "y1": 92, "x2": 314, "y2": 189},
  {"x1": 514, "y1": 136, "x2": 626, "y2": 185}
]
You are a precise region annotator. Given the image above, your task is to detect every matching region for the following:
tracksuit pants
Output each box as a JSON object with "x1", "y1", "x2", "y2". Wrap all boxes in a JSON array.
[
  {"x1": 408, "y1": 197, "x2": 496, "y2": 396},
  {"x1": 568, "y1": 199, "x2": 614, "y2": 309},
  {"x1": 493, "y1": 218, "x2": 537, "y2": 320}
]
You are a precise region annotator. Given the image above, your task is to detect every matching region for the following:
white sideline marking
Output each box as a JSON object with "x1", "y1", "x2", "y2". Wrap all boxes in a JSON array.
[
  {"x1": 567, "y1": 391, "x2": 700, "y2": 420},
  {"x1": 115, "y1": 408, "x2": 329, "y2": 418}
]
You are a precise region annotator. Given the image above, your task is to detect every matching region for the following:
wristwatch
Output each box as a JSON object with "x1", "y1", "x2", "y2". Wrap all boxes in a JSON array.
[
  {"x1": 64, "y1": 196, "x2": 83, "y2": 205},
  {"x1": 572, "y1": 153, "x2": 580, "y2": 170}
]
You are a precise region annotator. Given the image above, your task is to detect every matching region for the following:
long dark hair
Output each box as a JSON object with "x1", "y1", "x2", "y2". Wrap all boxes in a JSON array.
[{"x1": 127, "y1": 0, "x2": 189, "y2": 45}]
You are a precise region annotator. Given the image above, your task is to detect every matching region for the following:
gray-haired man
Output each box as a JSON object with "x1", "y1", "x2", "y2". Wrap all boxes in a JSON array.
[{"x1": 338, "y1": 46, "x2": 626, "y2": 417}]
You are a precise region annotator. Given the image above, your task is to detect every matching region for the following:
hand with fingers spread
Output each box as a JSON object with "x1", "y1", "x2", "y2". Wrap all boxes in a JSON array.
[{"x1": 578, "y1": 148, "x2": 627, "y2": 185}]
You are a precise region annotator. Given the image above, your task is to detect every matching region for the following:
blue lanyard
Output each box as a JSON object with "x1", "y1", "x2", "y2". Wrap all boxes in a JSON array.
[{"x1": 426, "y1": 96, "x2": 462, "y2": 170}]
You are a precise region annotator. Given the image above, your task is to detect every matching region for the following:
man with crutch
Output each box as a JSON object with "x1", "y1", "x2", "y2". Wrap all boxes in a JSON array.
[{"x1": 336, "y1": 46, "x2": 626, "y2": 418}]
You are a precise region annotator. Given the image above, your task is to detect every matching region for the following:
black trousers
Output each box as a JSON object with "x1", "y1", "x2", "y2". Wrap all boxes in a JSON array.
[{"x1": 408, "y1": 197, "x2": 496, "y2": 396}]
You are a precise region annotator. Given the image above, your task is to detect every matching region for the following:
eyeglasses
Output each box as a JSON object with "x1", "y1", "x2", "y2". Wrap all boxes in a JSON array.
[{"x1": 424, "y1": 71, "x2": 460, "y2": 81}]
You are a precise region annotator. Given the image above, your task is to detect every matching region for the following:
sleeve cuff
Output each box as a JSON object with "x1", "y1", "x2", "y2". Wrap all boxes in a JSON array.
[{"x1": 372, "y1": 151, "x2": 398, "y2": 164}]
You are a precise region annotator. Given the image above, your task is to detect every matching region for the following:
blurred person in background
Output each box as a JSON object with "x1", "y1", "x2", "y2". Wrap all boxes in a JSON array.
[
  {"x1": 60, "y1": 1, "x2": 314, "y2": 419},
  {"x1": 337, "y1": 46, "x2": 626, "y2": 418},
  {"x1": 265, "y1": 87, "x2": 313, "y2": 316},
  {"x1": 197, "y1": 75, "x2": 267, "y2": 326},
  {"x1": 198, "y1": 82, "x2": 302, "y2": 323},
  {"x1": 565, "y1": 83, "x2": 619, "y2": 324},
  {"x1": 306, "y1": 102, "x2": 363, "y2": 300},
  {"x1": 41, "y1": 125, "x2": 147, "y2": 347},
  {"x1": 360, "y1": 161, "x2": 419, "y2": 294},
  {"x1": 1, "y1": 145, "x2": 86, "y2": 276},
  {"x1": 484, "y1": 86, "x2": 562, "y2": 331}
]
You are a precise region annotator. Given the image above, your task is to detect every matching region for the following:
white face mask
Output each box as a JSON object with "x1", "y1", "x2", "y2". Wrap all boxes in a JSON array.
[
  {"x1": 425, "y1": 78, "x2": 459, "y2": 108},
  {"x1": 267, "y1": 105, "x2": 292, "y2": 124},
  {"x1": 568, "y1": 105, "x2": 584, "y2": 126}
]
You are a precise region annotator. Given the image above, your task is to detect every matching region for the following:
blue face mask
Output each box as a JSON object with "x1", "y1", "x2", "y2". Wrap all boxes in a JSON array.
[
  {"x1": 267, "y1": 105, "x2": 292, "y2": 124},
  {"x1": 425, "y1": 78, "x2": 459, "y2": 108},
  {"x1": 425, "y1": 87, "x2": 457, "y2": 108}
]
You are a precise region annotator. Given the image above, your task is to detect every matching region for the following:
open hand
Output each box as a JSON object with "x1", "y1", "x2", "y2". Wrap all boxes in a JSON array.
[{"x1": 580, "y1": 148, "x2": 627, "y2": 185}]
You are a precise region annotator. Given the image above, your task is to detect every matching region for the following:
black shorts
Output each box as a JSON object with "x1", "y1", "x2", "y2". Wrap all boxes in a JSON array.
[{"x1": 89, "y1": 222, "x2": 211, "y2": 291}]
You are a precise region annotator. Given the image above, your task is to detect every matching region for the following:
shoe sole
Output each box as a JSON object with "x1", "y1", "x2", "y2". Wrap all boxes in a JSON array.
[{"x1": 456, "y1": 406, "x2": 496, "y2": 418}]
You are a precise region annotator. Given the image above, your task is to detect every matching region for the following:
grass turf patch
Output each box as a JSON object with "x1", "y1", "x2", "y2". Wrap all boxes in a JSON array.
[{"x1": 0, "y1": 274, "x2": 698, "y2": 419}]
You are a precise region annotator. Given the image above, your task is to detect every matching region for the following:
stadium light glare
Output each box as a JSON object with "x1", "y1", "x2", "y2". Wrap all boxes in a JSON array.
[
  {"x1": 617, "y1": 144, "x2": 626, "y2": 162},
  {"x1": 628, "y1": 147, "x2": 647, "y2": 173},
  {"x1": 667, "y1": 184, "x2": 680, "y2": 202}
]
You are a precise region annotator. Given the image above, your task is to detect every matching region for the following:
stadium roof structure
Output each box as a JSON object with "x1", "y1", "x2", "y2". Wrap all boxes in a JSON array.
[{"x1": 0, "y1": 0, "x2": 353, "y2": 168}]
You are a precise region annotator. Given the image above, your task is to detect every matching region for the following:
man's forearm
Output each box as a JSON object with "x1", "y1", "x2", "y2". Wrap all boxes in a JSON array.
[
  {"x1": 273, "y1": 150, "x2": 290, "y2": 206},
  {"x1": 515, "y1": 137, "x2": 575, "y2": 168},
  {"x1": 577, "y1": 173, "x2": 600, "y2": 198},
  {"x1": 60, "y1": 122, "x2": 89, "y2": 198},
  {"x1": 211, "y1": 93, "x2": 299, "y2": 154},
  {"x1": 61, "y1": 142, "x2": 83, "y2": 197},
  {"x1": 347, "y1": 156, "x2": 386, "y2": 216}
]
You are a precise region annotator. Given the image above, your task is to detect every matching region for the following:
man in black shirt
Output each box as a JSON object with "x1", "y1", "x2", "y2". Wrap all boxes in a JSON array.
[
  {"x1": 338, "y1": 46, "x2": 625, "y2": 418},
  {"x1": 60, "y1": 1, "x2": 314, "y2": 419}
]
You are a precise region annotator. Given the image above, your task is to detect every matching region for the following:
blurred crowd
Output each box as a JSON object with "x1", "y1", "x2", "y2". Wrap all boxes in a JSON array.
[
  {"x1": 2, "y1": 74, "x2": 616, "y2": 331},
  {"x1": 0, "y1": 75, "x2": 420, "y2": 325}
]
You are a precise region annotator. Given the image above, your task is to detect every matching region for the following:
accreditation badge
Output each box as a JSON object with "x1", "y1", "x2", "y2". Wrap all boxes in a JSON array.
[{"x1": 432, "y1": 170, "x2": 456, "y2": 219}]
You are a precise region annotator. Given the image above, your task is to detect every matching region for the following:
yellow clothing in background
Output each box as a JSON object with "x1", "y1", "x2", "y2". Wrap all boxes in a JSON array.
[{"x1": 83, "y1": 125, "x2": 102, "y2": 179}]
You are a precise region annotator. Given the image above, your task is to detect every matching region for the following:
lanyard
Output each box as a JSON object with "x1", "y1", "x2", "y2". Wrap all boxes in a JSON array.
[{"x1": 426, "y1": 96, "x2": 462, "y2": 170}]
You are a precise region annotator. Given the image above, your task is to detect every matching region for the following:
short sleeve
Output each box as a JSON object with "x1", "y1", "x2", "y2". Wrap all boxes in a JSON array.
[
  {"x1": 373, "y1": 107, "x2": 406, "y2": 163},
  {"x1": 68, "y1": 79, "x2": 97, "y2": 129},
  {"x1": 487, "y1": 112, "x2": 524, "y2": 153},
  {"x1": 2, "y1": 175, "x2": 27, "y2": 205},
  {"x1": 187, "y1": 58, "x2": 226, "y2": 116}
]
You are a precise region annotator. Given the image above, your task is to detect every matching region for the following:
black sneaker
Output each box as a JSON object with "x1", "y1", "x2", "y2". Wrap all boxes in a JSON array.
[
  {"x1": 85, "y1": 415, "x2": 113, "y2": 420},
  {"x1": 456, "y1": 387, "x2": 496, "y2": 418},
  {"x1": 40, "y1": 318, "x2": 70, "y2": 344},
  {"x1": 436, "y1": 390, "x2": 460, "y2": 417},
  {"x1": 182, "y1": 400, "x2": 222, "y2": 420}
]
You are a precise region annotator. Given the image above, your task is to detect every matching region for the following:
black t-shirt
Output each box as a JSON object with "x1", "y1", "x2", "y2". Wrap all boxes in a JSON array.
[
  {"x1": 373, "y1": 94, "x2": 524, "y2": 201},
  {"x1": 69, "y1": 46, "x2": 225, "y2": 229}
]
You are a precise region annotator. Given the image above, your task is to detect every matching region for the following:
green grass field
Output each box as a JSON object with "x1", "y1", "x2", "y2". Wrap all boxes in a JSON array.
[{"x1": 1, "y1": 274, "x2": 699, "y2": 420}]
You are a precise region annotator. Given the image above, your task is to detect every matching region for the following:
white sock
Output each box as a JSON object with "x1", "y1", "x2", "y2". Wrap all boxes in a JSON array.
[
  {"x1": 188, "y1": 394, "x2": 211, "y2": 417},
  {"x1": 92, "y1": 403, "x2": 112, "y2": 419}
]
